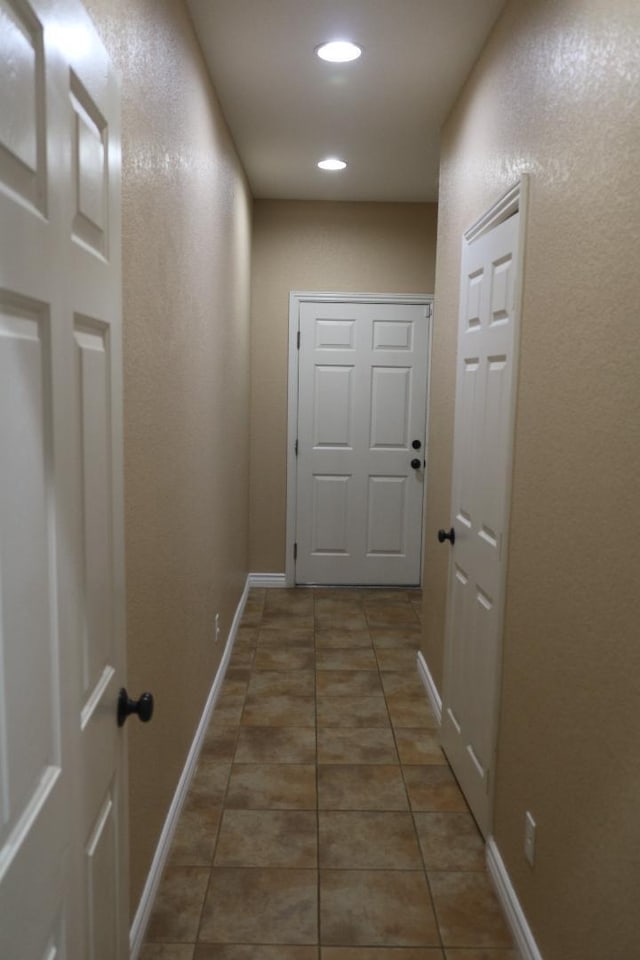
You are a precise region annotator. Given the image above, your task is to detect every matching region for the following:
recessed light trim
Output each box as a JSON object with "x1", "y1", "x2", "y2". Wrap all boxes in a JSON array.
[
  {"x1": 316, "y1": 40, "x2": 362, "y2": 63},
  {"x1": 318, "y1": 157, "x2": 347, "y2": 171}
]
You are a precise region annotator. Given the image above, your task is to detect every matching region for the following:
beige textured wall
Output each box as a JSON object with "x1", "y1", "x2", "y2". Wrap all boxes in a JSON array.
[
  {"x1": 250, "y1": 200, "x2": 437, "y2": 571},
  {"x1": 84, "y1": 0, "x2": 252, "y2": 912},
  {"x1": 422, "y1": 0, "x2": 640, "y2": 956}
]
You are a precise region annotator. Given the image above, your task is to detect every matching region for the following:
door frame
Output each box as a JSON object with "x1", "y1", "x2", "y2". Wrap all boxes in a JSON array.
[
  {"x1": 441, "y1": 175, "x2": 529, "y2": 834},
  {"x1": 285, "y1": 291, "x2": 433, "y2": 587}
]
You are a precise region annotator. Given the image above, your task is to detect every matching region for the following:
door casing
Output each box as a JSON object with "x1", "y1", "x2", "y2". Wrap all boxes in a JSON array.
[{"x1": 286, "y1": 291, "x2": 433, "y2": 587}]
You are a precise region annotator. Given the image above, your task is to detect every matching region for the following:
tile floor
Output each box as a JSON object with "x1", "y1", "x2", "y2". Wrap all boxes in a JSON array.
[{"x1": 141, "y1": 588, "x2": 517, "y2": 960}]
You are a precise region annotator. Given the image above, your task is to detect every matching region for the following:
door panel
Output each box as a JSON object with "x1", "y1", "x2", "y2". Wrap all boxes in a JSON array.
[
  {"x1": 367, "y1": 476, "x2": 407, "y2": 555},
  {"x1": 370, "y1": 367, "x2": 410, "y2": 447},
  {"x1": 295, "y1": 300, "x2": 429, "y2": 585},
  {"x1": 0, "y1": 1, "x2": 126, "y2": 956},
  {"x1": 313, "y1": 365, "x2": 354, "y2": 446},
  {"x1": 311, "y1": 475, "x2": 351, "y2": 554},
  {"x1": 441, "y1": 211, "x2": 521, "y2": 836}
]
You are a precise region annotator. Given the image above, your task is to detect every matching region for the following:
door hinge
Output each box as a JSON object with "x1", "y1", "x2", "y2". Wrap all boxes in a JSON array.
[
  {"x1": 295, "y1": 439, "x2": 298, "y2": 456},
  {"x1": 297, "y1": 330, "x2": 301, "y2": 349},
  {"x1": 293, "y1": 542, "x2": 298, "y2": 559},
  {"x1": 425, "y1": 302, "x2": 433, "y2": 320}
]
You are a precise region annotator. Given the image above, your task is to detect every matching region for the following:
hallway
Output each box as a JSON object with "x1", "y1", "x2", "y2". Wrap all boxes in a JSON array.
[{"x1": 141, "y1": 588, "x2": 515, "y2": 958}]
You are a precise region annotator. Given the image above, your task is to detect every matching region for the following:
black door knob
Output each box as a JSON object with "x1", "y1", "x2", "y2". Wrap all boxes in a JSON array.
[
  {"x1": 410, "y1": 458, "x2": 421, "y2": 470},
  {"x1": 412, "y1": 440, "x2": 422, "y2": 450},
  {"x1": 118, "y1": 688, "x2": 154, "y2": 727},
  {"x1": 437, "y1": 527, "x2": 456, "y2": 545}
]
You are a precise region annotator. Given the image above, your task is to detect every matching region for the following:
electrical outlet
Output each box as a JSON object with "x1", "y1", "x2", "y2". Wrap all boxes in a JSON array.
[
  {"x1": 214, "y1": 613, "x2": 220, "y2": 644},
  {"x1": 524, "y1": 811, "x2": 536, "y2": 866}
]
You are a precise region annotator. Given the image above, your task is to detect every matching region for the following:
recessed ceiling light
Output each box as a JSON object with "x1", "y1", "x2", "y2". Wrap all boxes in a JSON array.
[
  {"x1": 318, "y1": 157, "x2": 347, "y2": 171},
  {"x1": 316, "y1": 40, "x2": 362, "y2": 63}
]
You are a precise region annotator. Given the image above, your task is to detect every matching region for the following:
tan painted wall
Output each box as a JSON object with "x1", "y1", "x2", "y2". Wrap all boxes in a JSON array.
[
  {"x1": 422, "y1": 0, "x2": 640, "y2": 956},
  {"x1": 84, "y1": 0, "x2": 252, "y2": 912},
  {"x1": 250, "y1": 200, "x2": 438, "y2": 571}
]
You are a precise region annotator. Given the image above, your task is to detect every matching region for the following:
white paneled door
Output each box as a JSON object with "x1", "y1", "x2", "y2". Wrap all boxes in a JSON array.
[
  {"x1": 440, "y1": 204, "x2": 522, "y2": 836},
  {"x1": 0, "y1": 2, "x2": 128, "y2": 958},
  {"x1": 294, "y1": 299, "x2": 430, "y2": 585}
]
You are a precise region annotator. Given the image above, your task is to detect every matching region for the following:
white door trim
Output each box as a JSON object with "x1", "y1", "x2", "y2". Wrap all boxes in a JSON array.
[
  {"x1": 286, "y1": 291, "x2": 433, "y2": 587},
  {"x1": 442, "y1": 175, "x2": 529, "y2": 834}
]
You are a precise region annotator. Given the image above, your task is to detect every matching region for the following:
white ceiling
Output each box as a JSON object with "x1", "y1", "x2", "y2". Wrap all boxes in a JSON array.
[{"x1": 186, "y1": 0, "x2": 506, "y2": 202}]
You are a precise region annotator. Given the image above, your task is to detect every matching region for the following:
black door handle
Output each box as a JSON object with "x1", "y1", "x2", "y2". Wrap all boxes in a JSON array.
[
  {"x1": 412, "y1": 440, "x2": 422, "y2": 450},
  {"x1": 437, "y1": 527, "x2": 456, "y2": 545},
  {"x1": 118, "y1": 688, "x2": 154, "y2": 727},
  {"x1": 410, "y1": 458, "x2": 421, "y2": 470}
]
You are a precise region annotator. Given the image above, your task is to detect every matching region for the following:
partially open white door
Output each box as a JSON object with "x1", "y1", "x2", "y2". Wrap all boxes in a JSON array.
[
  {"x1": 292, "y1": 297, "x2": 430, "y2": 585},
  {"x1": 0, "y1": 1, "x2": 127, "y2": 956},
  {"x1": 440, "y1": 191, "x2": 524, "y2": 836}
]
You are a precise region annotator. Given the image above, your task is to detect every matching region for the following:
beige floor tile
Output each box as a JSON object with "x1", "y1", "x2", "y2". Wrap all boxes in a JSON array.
[
  {"x1": 364, "y1": 590, "x2": 421, "y2": 604},
  {"x1": 212, "y1": 695, "x2": 245, "y2": 726},
  {"x1": 316, "y1": 613, "x2": 370, "y2": 632},
  {"x1": 241, "y1": 592, "x2": 266, "y2": 626},
  {"x1": 254, "y1": 647, "x2": 316, "y2": 670},
  {"x1": 414, "y1": 812, "x2": 485, "y2": 872},
  {"x1": 215, "y1": 809, "x2": 317, "y2": 867},
  {"x1": 444, "y1": 952, "x2": 519, "y2": 959},
  {"x1": 249, "y1": 670, "x2": 315, "y2": 697},
  {"x1": 403, "y1": 766, "x2": 468, "y2": 812},
  {"x1": 145, "y1": 866, "x2": 210, "y2": 942},
  {"x1": 315, "y1": 627, "x2": 373, "y2": 648},
  {"x1": 200, "y1": 867, "x2": 318, "y2": 943},
  {"x1": 319, "y1": 811, "x2": 422, "y2": 869},
  {"x1": 318, "y1": 765, "x2": 408, "y2": 810},
  {"x1": 429, "y1": 872, "x2": 514, "y2": 949},
  {"x1": 385, "y1": 694, "x2": 439, "y2": 729},
  {"x1": 380, "y1": 671, "x2": 428, "y2": 698},
  {"x1": 322, "y1": 950, "x2": 442, "y2": 959},
  {"x1": 317, "y1": 670, "x2": 384, "y2": 697},
  {"x1": 261, "y1": 611, "x2": 315, "y2": 630},
  {"x1": 240, "y1": 600, "x2": 264, "y2": 626},
  {"x1": 141, "y1": 946, "x2": 195, "y2": 960},
  {"x1": 168, "y1": 798, "x2": 221, "y2": 866},
  {"x1": 226, "y1": 763, "x2": 316, "y2": 809},
  {"x1": 188, "y1": 760, "x2": 231, "y2": 807},
  {"x1": 395, "y1": 729, "x2": 447, "y2": 765},
  {"x1": 232, "y1": 632, "x2": 259, "y2": 652},
  {"x1": 312, "y1": 588, "x2": 364, "y2": 602},
  {"x1": 258, "y1": 626, "x2": 315, "y2": 647},
  {"x1": 200, "y1": 725, "x2": 239, "y2": 762},
  {"x1": 225, "y1": 667, "x2": 252, "y2": 681},
  {"x1": 143, "y1": 588, "x2": 516, "y2": 960},
  {"x1": 369, "y1": 626, "x2": 423, "y2": 648},
  {"x1": 320, "y1": 869, "x2": 439, "y2": 946},
  {"x1": 314, "y1": 598, "x2": 366, "y2": 621},
  {"x1": 195, "y1": 948, "x2": 318, "y2": 959},
  {"x1": 365, "y1": 603, "x2": 420, "y2": 626},
  {"x1": 317, "y1": 695, "x2": 390, "y2": 728},
  {"x1": 316, "y1": 648, "x2": 378, "y2": 671},
  {"x1": 221, "y1": 676, "x2": 250, "y2": 698},
  {"x1": 235, "y1": 726, "x2": 316, "y2": 763},
  {"x1": 264, "y1": 588, "x2": 315, "y2": 616},
  {"x1": 318, "y1": 727, "x2": 397, "y2": 764},
  {"x1": 242, "y1": 692, "x2": 316, "y2": 727},
  {"x1": 375, "y1": 648, "x2": 422, "y2": 671},
  {"x1": 228, "y1": 648, "x2": 255, "y2": 668}
]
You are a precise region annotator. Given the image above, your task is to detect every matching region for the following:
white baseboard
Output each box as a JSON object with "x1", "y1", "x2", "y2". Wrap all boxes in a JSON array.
[
  {"x1": 247, "y1": 572, "x2": 286, "y2": 588},
  {"x1": 416, "y1": 650, "x2": 442, "y2": 724},
  {"x1": 486, "y1": 837, "x2": 543, "y2": 960},
  {"x1": 129, "y1": 575, "x2": 251, "y2": 959}
]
